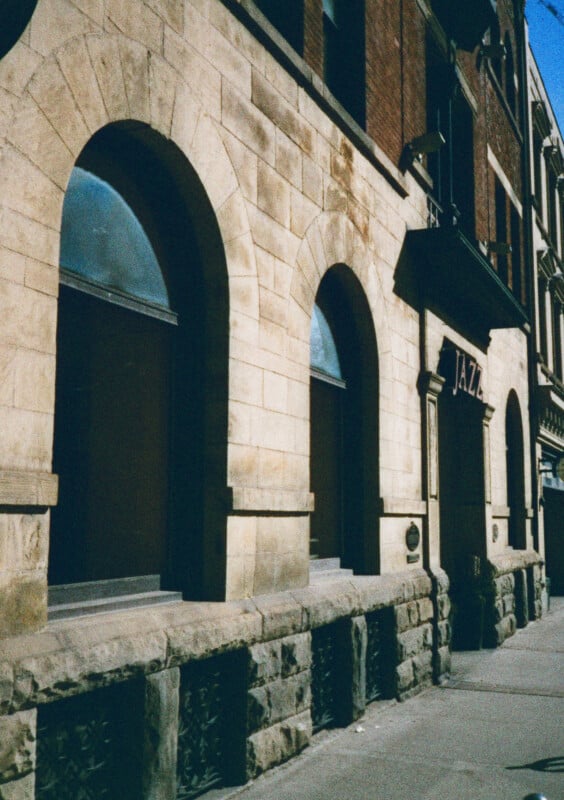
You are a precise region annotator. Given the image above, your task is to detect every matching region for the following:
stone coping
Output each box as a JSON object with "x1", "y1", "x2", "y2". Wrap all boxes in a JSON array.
[
  {"x1": 0, "y1": 570, "x2": 431, "y2": 716},
  {"x1": 487, "y1": 550, "x2": 543, "y2": 576},
  {"x1": 0, "y1": 470, "x2": 58, "y2": 509}
]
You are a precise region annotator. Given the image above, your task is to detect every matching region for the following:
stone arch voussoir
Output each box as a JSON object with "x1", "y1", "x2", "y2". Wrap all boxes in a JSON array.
[
  {"x1": 290, "y1": 211, "x2": 392, "y2": 362},
  {"x1": 2, "y1": 31, "x2": 259, "y2": 322}
]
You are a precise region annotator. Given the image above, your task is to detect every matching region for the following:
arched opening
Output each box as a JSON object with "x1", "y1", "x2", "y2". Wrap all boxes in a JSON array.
[
  {"x1": 506, "y1": 391, "x2": 526, "y2": 549},
  {"x1": 50, "y1": 123, "x2": 229, "y2": 601},
  {"x1": 437, "y1": 342, "x2": 488, "y2": 649},
  {"x1": 309, "y1": 266, "x2": 379, "y2": 574}
]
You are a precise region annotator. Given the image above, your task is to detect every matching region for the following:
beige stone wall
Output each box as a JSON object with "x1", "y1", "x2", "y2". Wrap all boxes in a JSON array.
[{"x1": 0, "y1": 0, "x2": 436, "y2": 626}]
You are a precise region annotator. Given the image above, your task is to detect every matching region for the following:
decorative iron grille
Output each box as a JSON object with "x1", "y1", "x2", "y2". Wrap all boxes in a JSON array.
[
  {"x1": 36, "y1": 681, "x2": 143, "y2": 800},
  {"x1": 366, "y1": 609, "x2": 393, "y2": 704},
  {"x1": 311, "y1": 624, "x2": 341, "y2": 732},
  {"x1": 177, "y1": 653, "x2": 245, "y2": 800}
]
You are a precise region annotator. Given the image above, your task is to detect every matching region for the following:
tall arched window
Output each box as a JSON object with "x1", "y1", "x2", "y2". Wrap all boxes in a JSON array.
[
  {"x1": 309, "y1": 267, "x2": 379, "y2": 573},
  {"x1": 50, "y1": 125, "x2": 229, "y2": 601},
  {"x1": 506, "y1": 391, "x2": 526, "y2": 549}
]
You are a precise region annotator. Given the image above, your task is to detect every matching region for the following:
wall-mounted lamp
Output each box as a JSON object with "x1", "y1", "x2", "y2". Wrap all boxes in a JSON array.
[
  {"x1": 402, "y1": 132, "x2": 445, "y2": 169},
  {"x1": 479, "y1": 42, "x2": 506, "y2": 61},
  {"x1": 488, "y1": 241, "x2": 512, "y2": 255}
]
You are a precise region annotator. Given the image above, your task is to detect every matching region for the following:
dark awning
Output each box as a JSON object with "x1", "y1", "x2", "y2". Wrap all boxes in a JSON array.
[
  {"x1": 430, "y1": 0, "x2": 497, "y2": 52},
  {"x1": 406, "y1": 225, "x2": 528, "y2": 334}
]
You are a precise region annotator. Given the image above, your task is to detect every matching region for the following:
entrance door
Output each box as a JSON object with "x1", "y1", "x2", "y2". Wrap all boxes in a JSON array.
[
  {"x1": 310, "y1": 376, "x2": 344, "y2": 559},
  {"x1": 438, "y1": 391, "x2": 487, "y2": 649}
]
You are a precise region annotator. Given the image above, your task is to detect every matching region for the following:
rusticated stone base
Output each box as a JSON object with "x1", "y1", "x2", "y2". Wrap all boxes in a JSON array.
[
  {"x1": 484, "y1": 552, "x2": 543, "y2": 647},
  {"x1": 246, "y1": 711, "x2": 311, "y2": 778},
  {"x1": 0, "y1": 569, "x2": 443, "y2": 796}
]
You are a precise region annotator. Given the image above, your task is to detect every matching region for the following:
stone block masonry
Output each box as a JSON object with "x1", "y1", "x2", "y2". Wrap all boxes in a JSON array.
[{"x1": 0, "y1": 570, "x2": 443, "y2": 797}]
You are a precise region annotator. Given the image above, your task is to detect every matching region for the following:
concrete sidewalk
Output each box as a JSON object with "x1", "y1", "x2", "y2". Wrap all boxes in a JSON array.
[{"x1": 221, "y1": 598, "x2": 564, "y2": 800}]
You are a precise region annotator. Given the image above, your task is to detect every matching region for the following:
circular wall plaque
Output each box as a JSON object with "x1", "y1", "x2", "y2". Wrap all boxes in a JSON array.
[
  {"x1": 406, "y1": 522, "x2": 420, "y2": 552},
  {"x1": 0, "y1": 1, "x2": 38, "y2": 60}
]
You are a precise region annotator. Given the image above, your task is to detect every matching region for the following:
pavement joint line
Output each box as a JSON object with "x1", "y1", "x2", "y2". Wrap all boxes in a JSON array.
[{"x1": 441, "y1": 680, "x2": 564, "y2": 698}]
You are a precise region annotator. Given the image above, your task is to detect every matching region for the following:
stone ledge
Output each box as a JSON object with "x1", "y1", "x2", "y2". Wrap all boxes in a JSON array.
[
  {"x1": 0, "y1": 571, "x2": 432, "y2": 715},
  {"x1": 228, "y1": 486, "x2": 314, "y2": 513},
  {"x1": 379, "y1": 497, "x2": 427, "y2": 516},
  {"x1": 0, "y1": 471, "x2": 58, "y2": 509},
  {"x1": 488, "y1": 550, "x2": 543, "y2": 576}
]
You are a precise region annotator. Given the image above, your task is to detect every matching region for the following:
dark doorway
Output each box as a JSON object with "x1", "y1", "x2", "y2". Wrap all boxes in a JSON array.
[
  {"x1": 438, "y1": 377, "x2": 487, "y2": 649},
  {"x1": 544, "y1": 487, "x2": 564, "y2": 595},
  {"x1": 309, "y1": 267, "x2": 379, "y2": 573},
  {"x1": 50, "y1": 124, "x2": 229, "y2": 599},
  {"x1": 506, "y1": 391, "x2": 526, "y2": 549}
]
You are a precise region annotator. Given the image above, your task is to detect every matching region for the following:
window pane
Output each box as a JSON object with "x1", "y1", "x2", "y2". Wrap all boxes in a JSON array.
[
  {"x1": 61, "y1": 167, "x2": 171, "y2": 309},
  {"x1": 310, "y1": 303, "x2": 342, "y2": 380}
]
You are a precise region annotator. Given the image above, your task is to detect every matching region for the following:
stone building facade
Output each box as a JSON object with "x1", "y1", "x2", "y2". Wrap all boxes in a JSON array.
[
  {"x1": 526, "y1": 40, "x2": 564, "y2": 598},
  {"x1": 0, "y1": 0, "x2": 545, "y2": 797}
]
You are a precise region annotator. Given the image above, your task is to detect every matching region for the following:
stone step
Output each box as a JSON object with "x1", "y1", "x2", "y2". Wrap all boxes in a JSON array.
[{"x1": 48, "y1": 589, "x2": 183, "y2": 621}]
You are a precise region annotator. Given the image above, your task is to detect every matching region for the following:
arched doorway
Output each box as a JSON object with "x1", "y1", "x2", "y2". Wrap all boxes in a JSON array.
[
  {"x1": 50, "y1": 123, "x2": 229, "y2": 600},
  {"x1": 506, "y1": 391, "x2": 526, "y2": 549},
  {"x1": 437, "y1": 342, "x2": 488, "y2": 649},
  {"x1": 309, "y1": 267, "x2": 379, "y2": 574}
]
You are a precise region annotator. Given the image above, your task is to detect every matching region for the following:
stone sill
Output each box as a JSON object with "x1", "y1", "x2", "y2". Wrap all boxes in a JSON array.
[
  {"x1": 0, "y1": 470, "x2": 58, "y2": 509},
  {"x1": 0, "y1": 569, "x2": 431, "y2": 716},
  {"x1": 488, "y1": 550, "x2": 543, "y2": 576}
]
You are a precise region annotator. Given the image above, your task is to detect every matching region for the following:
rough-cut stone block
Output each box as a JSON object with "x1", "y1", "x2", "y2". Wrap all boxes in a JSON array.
[
  {"x1": 0, "y1": 709, "x2": 36, "y2": 784},
  {"x1": 143, "y1": 669, "x2": 179, "y2": 800},
  {"x1": 280, "y1": 634, "x2": 310, "y2": 678},
  {"x1": 248, "y1": 641, "x2": 281, "y2": 688},
  {"x1": 437, "y1": 619, "x2": 451, "y2": 648},
  {"x1": 247, "y1": 685, "x2": 270, "y2": 731},
  {"x1": 437, "y1": 593, "x2": 451, "y2": 620},
  {"x1": 435, "y1": 646, "x2": 451, "y2": 682},
  {"x1": 417, "y1": 597, "x2": 434, "y2": 623},
  {"x1": 397, "y1": 624, "x2": 430, "y2": 662},
  {"x1": 246, "y1": 711, "x2": 311, "y2": 779},
  {"x1": 395, "y1": 660, "x2": 414, "y2": 695},
  {"x1": 412, "y1": 651, "x2": 433, "y2": 685}
]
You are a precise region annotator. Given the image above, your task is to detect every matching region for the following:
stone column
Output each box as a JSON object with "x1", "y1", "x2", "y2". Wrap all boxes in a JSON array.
[
  {"x1": 418, "y1": 371, "x2": 445, "y2": 571},
  {"x1": 142, "y1": 669, "x2": 180, "y2": 800},
  {"x1": 418, "y1": 373, "x2": 451, "y2": 683},
  {"x1": 0, "y1": 709, "x2": 36, "y2": 800},
  {"x1": 347, "y1": 616, "x2": 367, "y2": 723}
]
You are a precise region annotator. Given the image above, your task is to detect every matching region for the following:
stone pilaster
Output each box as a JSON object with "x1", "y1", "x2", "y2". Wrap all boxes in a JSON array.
[{"x1": 142, "y1": 669, "x2": 180, "y2": 800}]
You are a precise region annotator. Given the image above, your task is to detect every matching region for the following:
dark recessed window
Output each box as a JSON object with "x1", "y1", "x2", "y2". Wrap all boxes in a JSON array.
[
  {"x1": 254, "y1": 0, "x2": 304, "y2": 54},
  {"x1": 323, "y1": 0, "x2": 365, "y2": 127}
]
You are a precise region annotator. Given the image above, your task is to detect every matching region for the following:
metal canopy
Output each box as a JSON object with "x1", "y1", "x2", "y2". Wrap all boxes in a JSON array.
[{"x1": 407, "y1": 225, "x2": 528, "y2": 333}]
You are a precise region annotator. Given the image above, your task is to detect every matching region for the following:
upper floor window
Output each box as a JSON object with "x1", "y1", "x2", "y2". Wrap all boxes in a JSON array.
[
  {"x1": 504, "y1": 33, "x2": 517, "y2": 118},
  {"x1": 323, "y1": 0, "x2": 365, "y2": 127},
  {"x1": 426, "y1": 42, "x2": 475, "y2": 235},
  {"x1": 254, "y1": 0, "x2": 304, "y2": 54}
]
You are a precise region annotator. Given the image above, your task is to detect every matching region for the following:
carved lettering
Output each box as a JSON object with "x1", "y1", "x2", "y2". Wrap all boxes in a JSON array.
[{"x1": 448, "y1": 347, "x2": 484, "y2": 400}]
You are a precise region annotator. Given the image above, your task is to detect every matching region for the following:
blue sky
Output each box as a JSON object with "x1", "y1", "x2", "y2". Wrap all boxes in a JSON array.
[{"x1": 526, "y1": 0, "x2": 564, "y2": 134}]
